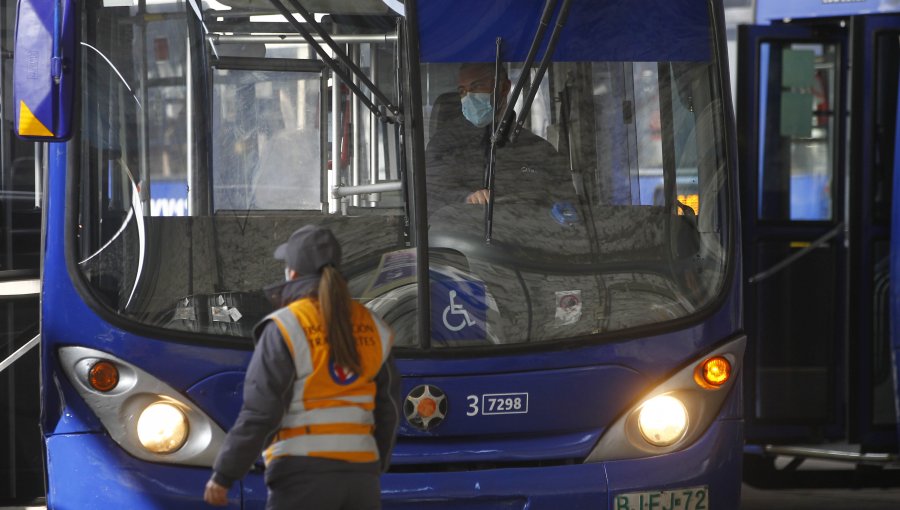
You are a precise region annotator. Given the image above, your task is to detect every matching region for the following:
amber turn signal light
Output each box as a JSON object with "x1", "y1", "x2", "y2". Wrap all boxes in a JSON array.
[
  {"x1": 88, "y1": 361, "x2": 119, "y2": 392},
  {"x1": 695, "y1": 356, "x2": 731, "y2": 389}
]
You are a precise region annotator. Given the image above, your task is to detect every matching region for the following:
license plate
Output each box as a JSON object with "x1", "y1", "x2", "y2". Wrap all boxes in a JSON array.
[{"x1": 613, "y1": 486, "x2": 708, "y2": 510}]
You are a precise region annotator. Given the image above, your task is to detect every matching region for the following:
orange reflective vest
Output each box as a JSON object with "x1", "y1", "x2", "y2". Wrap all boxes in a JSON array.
[{"x1": 263, "y1": 297, "x2": 393, "y2": 465}]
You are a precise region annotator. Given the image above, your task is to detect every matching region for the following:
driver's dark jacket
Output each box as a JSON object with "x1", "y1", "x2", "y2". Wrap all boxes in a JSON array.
[
  {"x1": 211, "y1": 276, "x2": 401, "y2": 489},
  {"x1": 425, "y1": 117, "x2": 570, "y2": 215}
]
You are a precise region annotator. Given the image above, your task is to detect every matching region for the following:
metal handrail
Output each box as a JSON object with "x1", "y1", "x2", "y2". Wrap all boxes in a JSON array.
[
  {"x1": 763, "y1": 445, "x2": 897, "y2": 466},
  {"x1": 332, "y1": 181, "x2": 402, "y2": 198},
  {"x1": 208, "y1": 33, "x2": 398, "y2": 45},
  {"x1": 748, "y1": 222, "x2": 844, "y2": 284},
  {"x1": 0, "y1": 278, "x2": 40, "y2": 297},
  {"x1": 0, "y1": 335, "x2": 39, "y2": 375}
]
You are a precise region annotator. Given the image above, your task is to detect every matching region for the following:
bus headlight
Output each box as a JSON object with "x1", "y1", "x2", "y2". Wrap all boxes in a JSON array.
[
  {"x1": 58, "y1": 346, "x2": 225, "y2": 467},
  {"x1": 137, "y1": 402, "x2": 189, "y2": 454},
  {"x1": 637, "y1": 395, "x2": 688, "y2": 446},
  {"x1": 585, "y1": 336, "x2": 745, "y2": 462}
]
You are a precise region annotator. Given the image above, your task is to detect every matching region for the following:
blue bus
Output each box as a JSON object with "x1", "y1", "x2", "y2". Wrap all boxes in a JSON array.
[
  {"x1": 13, "y1": 0, "x2": 742, "y2": 507},
  {"x1": 735, "y1": 0, "x2": 900, "y2": 484}
]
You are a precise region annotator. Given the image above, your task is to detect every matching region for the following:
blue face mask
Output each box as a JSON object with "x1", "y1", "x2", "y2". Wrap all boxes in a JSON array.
[{"x1": 461, "y1": 92, "x2": 493, "y2": 128}]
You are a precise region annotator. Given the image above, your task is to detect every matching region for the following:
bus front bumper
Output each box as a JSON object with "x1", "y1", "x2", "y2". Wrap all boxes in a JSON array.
[
  {"x1": 382, "y1": 418, "x2": 742, "y2": 509},
  {"x1": 44, "y1": 419, "x2": 740, "y2": 509}
]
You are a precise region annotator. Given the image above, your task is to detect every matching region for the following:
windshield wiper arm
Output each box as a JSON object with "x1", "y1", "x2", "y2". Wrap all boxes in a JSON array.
[
  {"x1": 484, "y1": 38, "x2": 503, "y2": 244},
  {"x1": 510, "y1": 0, "x2": 572, "y2": 143},
  {"x1": 267, "y1": 0, "x2": 401, "y2": 122},
  {"x1": 492, "y1": 0, "x2": 558, "y2": 147},
  {"x1": 483, "y1": 0, "x2": 571, "y2": 242}
]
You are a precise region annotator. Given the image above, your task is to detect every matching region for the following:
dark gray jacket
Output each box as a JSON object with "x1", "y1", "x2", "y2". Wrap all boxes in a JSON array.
[
  {"x1": 210, "y1": 277, "x2": 401, "y2": 488},
  {"x1": 425, "y1": 117, "x2": 571, "y2": 215}
]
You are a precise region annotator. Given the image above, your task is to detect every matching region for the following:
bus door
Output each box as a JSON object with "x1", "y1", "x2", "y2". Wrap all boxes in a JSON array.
[
  {"x1": 737, "y1": 24, "x2": 848, "y2": 445},
  {"x1": 851, "y1": 14, "x2": 900, "y2": 456},
  {"x1": 891, "y1": 34, "x2": 900, "y2": 452}
]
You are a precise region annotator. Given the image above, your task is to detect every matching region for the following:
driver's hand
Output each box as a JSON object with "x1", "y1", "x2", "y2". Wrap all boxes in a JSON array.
[
  {"x1": 466, "y1": 189, "x2": 491, "y2": 204},
  {"x1": 204, "y1": 479, "x2": 229, "y2": 506}
]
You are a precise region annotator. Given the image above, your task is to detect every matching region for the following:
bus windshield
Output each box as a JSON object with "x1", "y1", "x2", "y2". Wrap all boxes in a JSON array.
[
  {"x1": 71, "y1": 0, "x2": 730, "y2": 349},
  {"x1": 422, "y1": 58, "x2": 729, "y2": 346}
]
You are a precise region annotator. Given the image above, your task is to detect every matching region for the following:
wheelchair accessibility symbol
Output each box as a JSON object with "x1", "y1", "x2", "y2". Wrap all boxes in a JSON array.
[
  {"x1": 430, "y1": 274, "x2": 486, "y2": 342},
  {"x1": 442, "y1": 290, "x2": 477, "y2": 331}
]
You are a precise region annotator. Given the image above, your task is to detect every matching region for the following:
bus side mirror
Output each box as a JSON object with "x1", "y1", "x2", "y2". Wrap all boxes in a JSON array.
[{"x1": 13, "y1": 0, "x2": 76, "y2": 141}]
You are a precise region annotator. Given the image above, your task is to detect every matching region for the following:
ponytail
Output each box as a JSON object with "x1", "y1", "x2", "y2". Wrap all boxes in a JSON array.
[{"x1": 319, "y1": 265, "x2": 361, "y2": 374}]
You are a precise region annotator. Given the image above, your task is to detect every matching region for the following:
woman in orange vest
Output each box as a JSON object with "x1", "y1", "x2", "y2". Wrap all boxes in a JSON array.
[{"x1": 204, "y1": 225, "x2": 400, "y2": 509}]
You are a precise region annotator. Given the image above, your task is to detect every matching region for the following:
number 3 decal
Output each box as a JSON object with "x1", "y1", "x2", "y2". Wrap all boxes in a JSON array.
[{"x1": 467, "y1": 395, "x2": 479, "y2": 416}]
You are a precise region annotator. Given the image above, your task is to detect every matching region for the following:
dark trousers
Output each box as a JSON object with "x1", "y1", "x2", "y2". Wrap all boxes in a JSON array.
[{"x1": 266, "y1": 470, "x2": 381, "y2": 510}]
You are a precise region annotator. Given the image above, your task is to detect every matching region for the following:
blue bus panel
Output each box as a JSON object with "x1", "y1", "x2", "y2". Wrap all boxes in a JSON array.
[
  {"x1": 416, "y1": 0, "x2": 711, "y2": 63},
  {"x1": 890, "y1": 69, "x2": 900, "y2": 449}
]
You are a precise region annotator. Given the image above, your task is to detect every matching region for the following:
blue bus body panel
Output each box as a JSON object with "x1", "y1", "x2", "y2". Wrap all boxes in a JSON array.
[
  {"x1": 416, "y1": 0, "x2": 711, "y2": 63},
  {"x1": 394, "y1": 366, "x2": 642, "y2": 437},
  {"x1": 851, "y1": 14, "x2": 900, "y2": 450},
  {"x1": 891, "y1": 74, "x2": 900, "y2": 447},
  {"x1": 183, "y1": 366, "x2": 634, "y2": 464},
  {"x1": 390, "y1": 430, "x2": 601, "y2": 465},
  {"x1": 46, "y1": 433, "x2": 242, "y2": 510},
  {"x1": 381, "y1": 463, "x2": 608, "y2": 509},
  {"x1": 756, "y1": 0, "x2": 900, "y2": 23},
  {"x1": 185, "y1": 372, "x2": 246, "y2": 431}
]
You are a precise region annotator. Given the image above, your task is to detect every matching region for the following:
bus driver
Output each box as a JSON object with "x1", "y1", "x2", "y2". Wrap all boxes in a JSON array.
[{"x1": 424, "y1": 63, "x2": 570, "y2": 215}]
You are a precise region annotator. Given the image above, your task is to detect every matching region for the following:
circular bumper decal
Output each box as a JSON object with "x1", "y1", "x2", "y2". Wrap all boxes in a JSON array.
[{"x1": 404, "y1": 384, "x2": 448, "y2": 431}]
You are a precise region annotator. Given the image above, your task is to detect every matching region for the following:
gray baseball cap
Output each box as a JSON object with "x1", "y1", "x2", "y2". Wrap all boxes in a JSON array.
[{"x1": 274, "y1": 225, "x2": 341, "y2": 276}]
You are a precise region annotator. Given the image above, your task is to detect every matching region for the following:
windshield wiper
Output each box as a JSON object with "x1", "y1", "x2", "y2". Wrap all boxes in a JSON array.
[
  {"x1": 484, "y1": 38, "x2": 503, "y2": 244},
  {"x1": 483, "y1": 0, "x2": 571, "y2": 242},
  {"x1": 508, "y1": 0, "x2": 573, "y2": 144},
  {"x1": 491, "y1": 0, "x2": 558, "y2": 147},
  {"x1": 267, "y1": 0, "x2": 402, "y2": 123}
]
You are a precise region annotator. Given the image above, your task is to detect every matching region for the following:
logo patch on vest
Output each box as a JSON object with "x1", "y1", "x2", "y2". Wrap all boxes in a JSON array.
[{"x1": 329, "y1": 357, "x2": 359, "y2": 385}]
